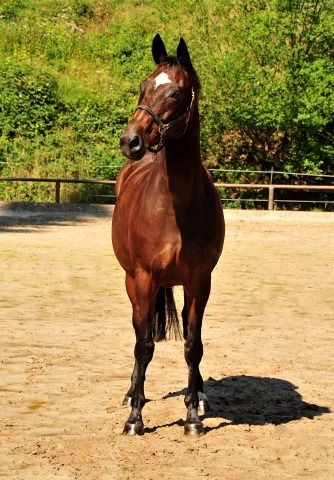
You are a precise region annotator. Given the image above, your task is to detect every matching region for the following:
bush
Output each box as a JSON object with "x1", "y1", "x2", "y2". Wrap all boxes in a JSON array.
[
  {"x1": 0, "y1": 62, "x2": 65, "y2": 138},
  {"x1": 196, "y1": 0, "x2": 334, "y2": 175},
  {"x1": 0, "y1": 0, "x2": 27, "y2": 21},
  {"x1": 74, "y1": 1, "x2": 94, "y2": 21}
]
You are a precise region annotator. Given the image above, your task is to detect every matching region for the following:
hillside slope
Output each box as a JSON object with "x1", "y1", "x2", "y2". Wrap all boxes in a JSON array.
[{"x1": 1, "y1": 0, "x2": 333, "y2": 205}]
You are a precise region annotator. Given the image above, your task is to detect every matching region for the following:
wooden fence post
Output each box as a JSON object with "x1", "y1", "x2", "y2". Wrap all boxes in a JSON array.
[
  {"x1": 55, "y1": 180, "x2": 60, "y2": 203},
  {"x1": 268, "y1": 186, "x2": 274, "y2": 210}
]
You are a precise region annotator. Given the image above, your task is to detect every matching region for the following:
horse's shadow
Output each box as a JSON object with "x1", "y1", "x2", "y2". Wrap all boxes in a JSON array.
[{"x1": 152, "y1": 375, "x2": 330, "y2": 433}]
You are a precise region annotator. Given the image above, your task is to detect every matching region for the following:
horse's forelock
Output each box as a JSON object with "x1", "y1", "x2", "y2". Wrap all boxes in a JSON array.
[{"x1": 159, "y1": 56, "x2": 201, "y2": 92}]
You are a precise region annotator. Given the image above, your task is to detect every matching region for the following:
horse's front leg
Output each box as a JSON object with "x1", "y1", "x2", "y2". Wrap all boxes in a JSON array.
[
  {"x1": 122, "y1": 359, "x2": 138, "y2": 406},
  {"x1": 183, "y1": 276, "x2": 211, "y2": 436},
  {"x1": 123, "y1": 272, "x2": 157, "y2": 435},
  {"x1": 182, "y1": 291, "x2": 211, "y2": 415}
]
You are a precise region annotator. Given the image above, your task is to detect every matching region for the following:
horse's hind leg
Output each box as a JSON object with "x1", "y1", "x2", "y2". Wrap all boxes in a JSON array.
[
  {"x1": 183, "y1": 277, "x2": 211, "y2": 436},
  {"x1": 123, "y1": 272, "x2": 156, "y2": 435},
  {"x1": 182, "y1": 289, "x2": 211, "y2": 415}
]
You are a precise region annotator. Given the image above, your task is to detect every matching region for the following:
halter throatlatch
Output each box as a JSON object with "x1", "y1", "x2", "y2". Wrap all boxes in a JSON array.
[{"x1": 135, "y1": 84, "x2": 195, "y2": 156}]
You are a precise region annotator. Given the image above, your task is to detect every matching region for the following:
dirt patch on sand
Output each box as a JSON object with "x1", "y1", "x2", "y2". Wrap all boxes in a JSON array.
[{"x1": 0, "y1": 215, "x2": 333, "y2": 479}]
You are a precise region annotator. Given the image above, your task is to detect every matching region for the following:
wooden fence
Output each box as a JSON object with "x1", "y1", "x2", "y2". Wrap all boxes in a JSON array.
[{"x1": 1, "y1": 177, "x2": 334, "y2": 210}]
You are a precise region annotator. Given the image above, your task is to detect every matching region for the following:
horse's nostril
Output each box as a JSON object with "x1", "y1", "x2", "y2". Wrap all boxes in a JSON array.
[{"x1": 129, "y1": 136, "x2": 140, "y2": 150}]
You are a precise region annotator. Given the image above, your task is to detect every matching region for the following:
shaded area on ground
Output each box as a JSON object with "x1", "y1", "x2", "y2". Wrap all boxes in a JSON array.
[
  {"x1": 163, "y1": 376, "x2": 330, "y2": 430},
  {"x1": 0, "y1": 214, "x2": 94, "y2": 232},
  {"x1": 0, "y1": 201, "x2": 114, "y2": 231}
]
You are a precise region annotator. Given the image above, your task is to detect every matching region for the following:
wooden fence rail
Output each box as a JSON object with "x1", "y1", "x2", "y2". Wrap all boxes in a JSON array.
[{"x1": 1, "y1": 177, "x2": 334, "y2": 210}]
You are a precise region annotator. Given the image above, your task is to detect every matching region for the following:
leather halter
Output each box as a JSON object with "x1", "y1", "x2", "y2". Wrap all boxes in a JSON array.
[{"x1": 135, "y1": 83, "x2": 195, "y2": 154}]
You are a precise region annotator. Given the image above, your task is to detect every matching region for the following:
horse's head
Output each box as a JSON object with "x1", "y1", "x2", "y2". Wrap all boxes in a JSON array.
[{"x1": 120, "y1": 35, "x2": 198, "y2": 160}]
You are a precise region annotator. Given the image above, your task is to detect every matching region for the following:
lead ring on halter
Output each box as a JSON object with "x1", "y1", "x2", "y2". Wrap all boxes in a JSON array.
[{"x1": 135, "y1": 83, "x2": 195, "y2": 155}]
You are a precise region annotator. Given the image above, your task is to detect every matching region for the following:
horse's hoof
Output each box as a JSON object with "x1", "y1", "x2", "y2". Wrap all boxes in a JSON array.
[
  {"x1": 122, "y1": 395, "x2": 132, "y2": 406},
  {"x1": 198, "y1": 399, "x2": 211, "y2": 414},
  {"x1": 123, "y1": 422, "x2": 144, "y2": 436},
  {"x1": 184, "y1": 423, "x2": 204, "y2": 437}
]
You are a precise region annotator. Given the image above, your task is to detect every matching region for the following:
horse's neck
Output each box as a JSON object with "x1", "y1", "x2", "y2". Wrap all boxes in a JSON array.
[{"x1": 162, "y1": 109, "x2": 202, "y2": 208}]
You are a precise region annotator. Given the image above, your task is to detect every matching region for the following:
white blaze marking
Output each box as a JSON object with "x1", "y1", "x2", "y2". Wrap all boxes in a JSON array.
[{"x1": 155, "y1": 72, "x2": 172, "y2": 89}]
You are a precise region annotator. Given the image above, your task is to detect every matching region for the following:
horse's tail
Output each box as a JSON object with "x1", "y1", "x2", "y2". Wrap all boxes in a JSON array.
[{"x1": 153, "y1": 287, "x2": 182, "y2": 342}]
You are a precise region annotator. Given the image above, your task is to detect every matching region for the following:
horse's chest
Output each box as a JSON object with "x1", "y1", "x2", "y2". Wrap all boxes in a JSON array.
[
  {"x1": 112, "y1": 169, "x2": 222, "y2": 281},
  {"x1": 130, "y1": 208, "x2": 216, "y2": 280}
]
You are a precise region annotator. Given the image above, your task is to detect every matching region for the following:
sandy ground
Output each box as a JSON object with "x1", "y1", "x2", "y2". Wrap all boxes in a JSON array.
[{"x1": 0, "y1": 214, "x2": 333, "y2": 479}]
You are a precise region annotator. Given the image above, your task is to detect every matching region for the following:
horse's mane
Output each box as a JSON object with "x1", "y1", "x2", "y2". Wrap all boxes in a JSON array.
[{"x1": 160, "y1": 56, "x2": 201, "y2": 92}]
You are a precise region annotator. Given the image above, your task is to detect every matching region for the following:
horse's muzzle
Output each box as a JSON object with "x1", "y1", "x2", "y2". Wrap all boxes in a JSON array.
[{"x1": 120, "y1": 128, "x2": 146, "y2": 160}]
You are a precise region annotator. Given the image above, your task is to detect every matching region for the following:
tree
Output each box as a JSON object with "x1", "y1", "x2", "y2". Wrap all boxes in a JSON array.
[{"x1": 198, "y1": 0, "x2": 334, "y2": 174}]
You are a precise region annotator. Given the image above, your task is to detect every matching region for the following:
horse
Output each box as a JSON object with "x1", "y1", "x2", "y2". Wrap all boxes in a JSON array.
[{"x1": 112, "y1": 34, "x2": 225, "y2": 436}]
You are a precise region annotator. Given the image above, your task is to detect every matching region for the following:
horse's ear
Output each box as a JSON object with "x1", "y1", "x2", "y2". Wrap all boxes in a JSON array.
[
  {"x1": 152, "y1": 34, "x2": 168, "y2": 65},
  {"x1": 177, "y1": 38, "x2": 192, "y2": 73}
]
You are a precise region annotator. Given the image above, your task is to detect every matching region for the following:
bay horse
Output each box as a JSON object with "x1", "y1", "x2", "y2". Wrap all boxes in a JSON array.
[{"x1": 112, "y1": 34, "x2": 225, "y2": 436}]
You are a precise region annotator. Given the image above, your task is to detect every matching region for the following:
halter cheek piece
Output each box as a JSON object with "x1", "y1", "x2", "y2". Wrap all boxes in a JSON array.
[{"x1": 135, "y1": 84, "x2": 195, "y2": 155}]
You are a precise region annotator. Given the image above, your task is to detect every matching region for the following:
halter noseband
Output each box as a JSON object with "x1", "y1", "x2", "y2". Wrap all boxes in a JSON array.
[{"x1": 135, "y1": 84, "x2": 195, "y2": 155}]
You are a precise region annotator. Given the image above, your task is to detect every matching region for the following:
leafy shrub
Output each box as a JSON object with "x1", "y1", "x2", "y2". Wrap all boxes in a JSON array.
[
  {"x1": 0, "y1": 0, "x2": 27, "y2": 20},
  {"x1": 74, "y1": 0, "x2": 94, "y2": 20},
  {"x1": 0, "y1": 62, "x2": 65, "y2": 138},
  {"x1": 196, "y1": 0, "x2": 334, "y2": 175}
]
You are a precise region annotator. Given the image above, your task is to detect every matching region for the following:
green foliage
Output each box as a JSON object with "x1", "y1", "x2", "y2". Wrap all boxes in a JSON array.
[
  {"x1": 0, "y1": 62, "x2": 65, "y2": 138},
  {"x1": 196, "y1": 0, "x2": 334, "y2": 175},
  {"x1": 0, "y1": 0, "x2": 27, "y2": 20},
  {"x1": 0, "y1": 0, "x2": 333, "y2": 208},
  {"x1": 74, "y1": 0, "x2": 94, "y2": 20}
]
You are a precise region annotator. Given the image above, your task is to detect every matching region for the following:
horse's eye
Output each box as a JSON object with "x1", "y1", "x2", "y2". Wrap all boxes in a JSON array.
[{"x1": 171, "y1": 91, "x2": 182, "y2": 100}]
